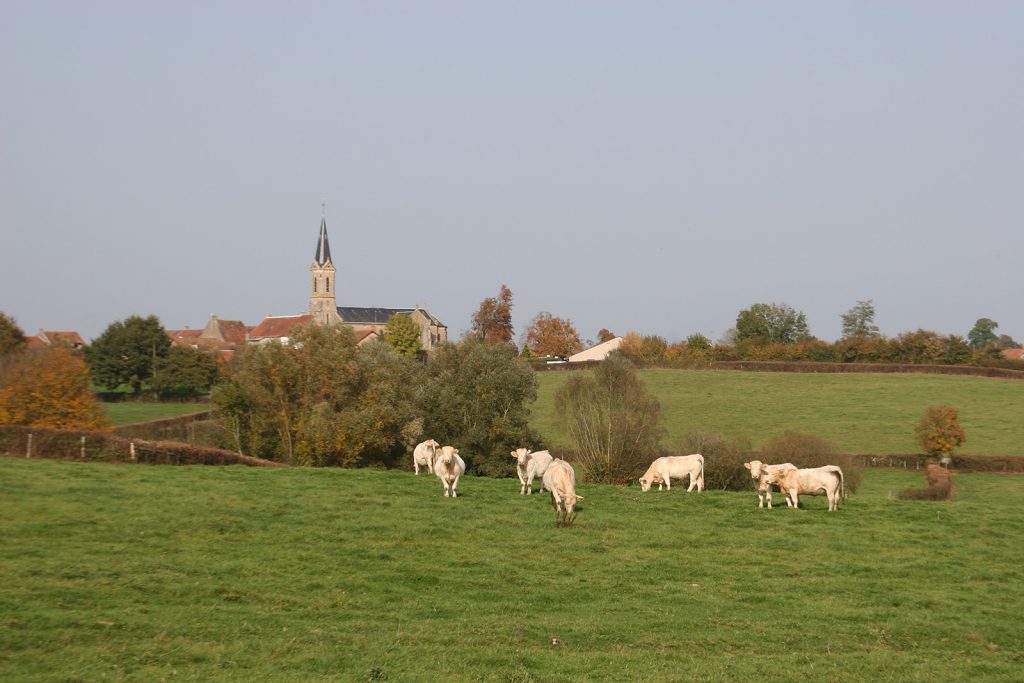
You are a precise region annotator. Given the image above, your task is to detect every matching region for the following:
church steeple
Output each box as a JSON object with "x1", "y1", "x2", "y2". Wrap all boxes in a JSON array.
[{"x1": 309, "y1": 209, "x2": 340, "y2": 325}]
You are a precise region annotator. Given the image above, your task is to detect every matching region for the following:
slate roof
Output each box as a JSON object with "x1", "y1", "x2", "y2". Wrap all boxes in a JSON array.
[
  {"x1": 314, "y1": 216, "x2": 332, "y2": 266},
  {"x1": 336, "y1": 307, "x2": 415, "y2": 324},
  {"x1": 249, "y1": 314, "x2": 314, "y2": 339}
]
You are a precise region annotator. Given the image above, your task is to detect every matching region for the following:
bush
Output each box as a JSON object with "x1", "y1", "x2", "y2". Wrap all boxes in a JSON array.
[
  {"x1": 899, "y1": 461, "x2": 954, "y2": 500},
  {"x1": 760, "y1": 430, "x2": 862, "y2": 494},
  {"x1": 676, "y1": 432, "x2": 753, "y2": 491}
]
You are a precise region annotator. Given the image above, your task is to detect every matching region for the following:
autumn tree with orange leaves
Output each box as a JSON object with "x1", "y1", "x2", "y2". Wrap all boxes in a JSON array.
[
  {"x1": 470, "y1": 284, "x2": 515, "y2": 346},
  {"x1": 525, "y1": 312, "x2": 583, "y2": 358},
  {"x1": 915, "y1": 405, "x2": 965, "y2": 461},
  {"x1": 0, "y1": 347, "x2": 110, "y2": 430}
]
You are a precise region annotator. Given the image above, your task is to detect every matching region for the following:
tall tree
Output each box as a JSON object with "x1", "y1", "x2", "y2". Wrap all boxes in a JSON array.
[
  {"x1": 554, "y1": 352, "x2": 663, "y2": 484},
  {"x1": 840, "y1": 300, "x2": 881, "y2": 338},
  {"x1": 967, "y1": 318, "x2": 999, "y2": 349},
  {"x1": 384, "y1": 313, "x2": 423, "y2": 357},
  {"x1": 0, "y1": 347, "x2": 109, "y2": 430},
  {"x1": 597, "y1": 328, "x2": 617, "y2": 343},
  {"x1": 86, "y1": 315, "x2": 171, "y2": 393},
  {"x1": 525, "y1": 312, "x2": 583, "y2": 358},
  {"x1": 735, "y1": 303, "x2": 810, "y2": 345},
  {"x1": 470, "y1": 284, "x2": 514, "y2": 346},
  {"x1": 152, "y1": 347, "x2": 220, "y2": 399},
  {"x1": 421, "y1": 337, "x2": 539, "y2": 477},
  {"x1": 0, "y1": 313, "x2": 27, "y2": 356}
]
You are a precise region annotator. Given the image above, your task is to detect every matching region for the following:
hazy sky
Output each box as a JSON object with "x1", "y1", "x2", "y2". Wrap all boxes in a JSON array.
[{"x1": 2, "y1": 2, "x2": 1021, "y2": 345}]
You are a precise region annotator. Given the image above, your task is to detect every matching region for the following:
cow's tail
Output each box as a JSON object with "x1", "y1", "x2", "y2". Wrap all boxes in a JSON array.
[
  {"x1": 697, "y1": 453, "x2": 706, "y2": 491},
  {"x1": 834, "y1": 467, "x2": 846, "y2": 502}
]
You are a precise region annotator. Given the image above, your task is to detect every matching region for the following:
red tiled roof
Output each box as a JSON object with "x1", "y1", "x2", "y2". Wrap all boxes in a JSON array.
[
  {"x1": 354, "y1": 330, "x2": 380, "y2": 345},
  {"x1": 249, "y1": 315, "x2": 314, "y2": 339},
  {"x1": 40, "y1": 331, "x2": 85, "y2": 347},
  {"x1": 1002, "y1": 348, "x2": 1024, "y2": 360},
  {"x1": 215, "y1": 320, "x2": 250, "y2": 346},
  {"x1": 26, "y1": 336, "x2": 46, "y2": 349}
]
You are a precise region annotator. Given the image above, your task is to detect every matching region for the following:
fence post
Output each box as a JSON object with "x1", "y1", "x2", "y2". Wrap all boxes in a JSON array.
[
  {"x1": 130, "y1": 442, "x2": 136, "y2": 462},
  {"x1": 80, "y1": 436, "x2": 86, "y2": 459},
  {"x1": 26, "y1": 433, "x2": 33, "y2": 458}
]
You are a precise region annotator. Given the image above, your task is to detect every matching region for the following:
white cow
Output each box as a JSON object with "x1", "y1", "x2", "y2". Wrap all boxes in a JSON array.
[
  {"x1": 638, "y1": 454, "x2": 705, "y2": 492},
  {"x1": 765, "y1": 465, "x2": 845, "y2": 512},
  {"x1": 744, "y1": 460, "x2": 798, "y2": 509},
  {"x1": 434, "y1": 446, "x2": 466, "y2": 498},
  {"x1": 413, "y1": 439, "x2": 440, "y2": 475},
  {"x1": 511, "y1": 448, "x2": 554, "y2": 495},
  {"x1": 542, "y1": 459, "x2": 583, "y2": 517}
]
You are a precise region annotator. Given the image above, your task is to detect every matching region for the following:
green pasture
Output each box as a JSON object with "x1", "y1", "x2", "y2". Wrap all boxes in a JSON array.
[
  {"x1": 101, "y1": 402, "x2": 209, "y2": 426},
  {"x1": 532, "y1": 369, "x2": 1024, "y2": 455},
  {"x1": 2, "y1": 458, "x2": 1022, "y2": 681}
]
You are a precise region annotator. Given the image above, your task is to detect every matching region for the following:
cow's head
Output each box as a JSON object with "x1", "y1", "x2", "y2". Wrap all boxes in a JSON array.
[
  {"x1": 511, "y1": 448, "x2": 532, "y2": 466},
  {"x1": 564, "y1": 492, "x2": 583, "y2": 515},
  {"x1": 439, "y1": 446, "x2": 458, "y2": 466},
  {"x1": 424, "y1": 439, "x2": 439, "y2": 454},
  {"x1": 638, "y1": 475, "x2": 653, "y2": 492},
  {"x1": 744, "y1": 460, "x2": 765, "y2": 480}
]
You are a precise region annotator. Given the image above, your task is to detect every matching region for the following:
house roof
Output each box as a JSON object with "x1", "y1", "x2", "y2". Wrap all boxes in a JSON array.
[
  {"x1": 354, "y1": 330, "x2": 380, "y2": 345},
  {"x1": 39, "y1": 330, "x2": 85, "y2": 347},
  {"x1": 166, "y1": 329, "x2": 203, "y2": 347},
  {"x1": 213, "y1": 320, "x2": 250, "y2": 346},
  {"x1": 1002, "y1": 348, "x2": 1024, "y2": 360},
  {"x1": 568, "y1": 336, "x2": 623, "y2": 363},
  {"x1": 26, "y1": 336, "x2": 46, "y2": 349},
  {"x1": 249, "y1": 314, "x2": 314, "y2": 339},
  {"x1": 337, "y1": 307, "x2": 415, "y2": 324}
]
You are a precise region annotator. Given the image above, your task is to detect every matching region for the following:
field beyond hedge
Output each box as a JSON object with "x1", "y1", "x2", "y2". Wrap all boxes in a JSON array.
[
  {"x1": 2, "y1": 458, "x2": 1023, "y2": 681},
  {"x1": 102, "y1": 402, "x2": 209, "y2": 426},
  {"x1": 532, "y1": 369, "x2": 1024, "y2": 455}
]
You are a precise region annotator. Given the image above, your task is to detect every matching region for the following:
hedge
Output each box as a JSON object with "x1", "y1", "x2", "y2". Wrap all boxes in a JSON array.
[{"x1": 0, "y1": 425, "x2": 285, "y2": 467}]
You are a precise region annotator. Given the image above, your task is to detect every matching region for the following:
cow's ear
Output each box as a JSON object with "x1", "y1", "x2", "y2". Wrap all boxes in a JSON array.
[
  {"x1": 743, "y1": 462, "x2": 751, "y2": 470},
  {"x1": 510, "y1": 451, "x2": 517, "y2": 457}
]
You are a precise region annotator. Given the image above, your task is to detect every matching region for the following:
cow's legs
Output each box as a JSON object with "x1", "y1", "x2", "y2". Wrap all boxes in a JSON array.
[
  {"x1": 526, "y1": 473, "x2": 533, "y2": 495},
  {"x1": 451, "y1": 476, "x2": 459, "y2": 498}
]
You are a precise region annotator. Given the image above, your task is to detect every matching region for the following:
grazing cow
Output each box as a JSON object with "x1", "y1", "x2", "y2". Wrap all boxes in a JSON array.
[
  {"x1": 542, "y1": 459, "x2": 583, "y2": 517},
  {"x1": 413, "y1": 439, "x2": 440, "y2": 475},
  {"x1": 744, "y1": 460, "x2": 797, "y2": 509},
  {"x1": 510, "y1": 448, "x2": 554, "y2": 495},
  {"x1": 766, "y1": 465, "x2": 845, "y2": 512},
  {"x1": 638, "y1": 454, "x2": 705, "y2": 493},
  {"x1": 434, "y1": 446, "x2": 466, "y2": 498}
]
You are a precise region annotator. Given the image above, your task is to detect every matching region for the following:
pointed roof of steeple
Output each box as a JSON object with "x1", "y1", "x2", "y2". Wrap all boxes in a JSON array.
[{"x1": 314, "y1": 215, "x2": 332, "y2": 266}]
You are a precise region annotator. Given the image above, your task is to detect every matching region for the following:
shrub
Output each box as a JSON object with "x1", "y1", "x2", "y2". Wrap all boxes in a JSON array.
[
  {"x1": 899, "y1": 461, "x2": 954, "y2": 500},
  {"x1": 760, "y1": 430, "x2": 862, "y2": 494},
  {"x1": 677, "y1": 432, "x2": 753, "y2": 491}
]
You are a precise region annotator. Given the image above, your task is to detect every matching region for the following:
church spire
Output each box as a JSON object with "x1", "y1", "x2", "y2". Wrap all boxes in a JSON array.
[{"x1": 314, "y1": 214, "x2": 332, "y2": 266}]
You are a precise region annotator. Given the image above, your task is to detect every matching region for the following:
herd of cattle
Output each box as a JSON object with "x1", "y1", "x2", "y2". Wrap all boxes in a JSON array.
[{"x1": 412, "y1": 439, "x2": 847, "y2": 515}]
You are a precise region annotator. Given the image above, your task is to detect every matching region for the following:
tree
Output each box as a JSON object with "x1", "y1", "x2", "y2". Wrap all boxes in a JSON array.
[
  {"x1": 384, "y1": 313, "x2": 423, "y2": 357},
  {"x1": 421, "y1": 337, "x2": 539, "y2": 477},
  {"x1": 968, "y1": 318, "x2": 999, "y2": 349},
  {"x1": 841, "y1": 300, "x2": 880, "y2": 339},
  {"x1": 735, "y1": 303, "x2": 810, "y2": 345},
  {"x1": 686, "y1": 333, "x2": 710, "y2": 351},
  {"x1": 0, "y1": 347, "x2": 109, "y2": 430},
  {"x1": 597, "y1": 328, "x2": 616, "y2": 343},
  {"x1": 915, "y1": 405, "x2": 966, "y2": 462},
  {"x1": 525, "y1": 312, "x2": 583, "y2": 358},
  {"x1": 151, "y1": 347, "x2": 220, "y2": 399},
  {"x1": 213, "y1": 324, "x2": 425, "y2": 466},
  {"x1": 554, "y1": 352, "x2": 663, "y2": 484},
  {"x1": 86, "y1": 315, "x2": 171, "y2": 393},
  {"x1": 996, "y1": 334, "x2": 1019, "y2": 350},
  {"x1": 470, "y1": 284, "x2": 514, "y2": 346},
  {"x1": 0, "y1": 313, "x2": 27, "y2": 356}
]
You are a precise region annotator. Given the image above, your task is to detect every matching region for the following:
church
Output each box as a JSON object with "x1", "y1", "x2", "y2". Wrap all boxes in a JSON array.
[{"x1": 246, "y1": 215, "x2": 448, "y2": 349}]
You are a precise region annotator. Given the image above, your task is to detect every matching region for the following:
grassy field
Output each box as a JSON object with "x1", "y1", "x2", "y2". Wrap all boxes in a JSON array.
[
  {"x1": 531, "y1": 369, "x2": 1024, "y2": 455},
  {"x1": 2, "y1": 458, "x2": 1022, "y2": 681},
  {"x1": 101, "y1": 402, "x2": 209, "y2": 426}
]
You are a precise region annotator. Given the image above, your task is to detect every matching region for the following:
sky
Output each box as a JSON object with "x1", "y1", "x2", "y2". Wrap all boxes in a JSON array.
[{"x1": 2, "y1": 2, "x2": 1022, "y2": 345}]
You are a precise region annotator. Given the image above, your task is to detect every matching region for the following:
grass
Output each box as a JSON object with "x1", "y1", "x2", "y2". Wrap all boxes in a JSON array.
[
  {"x1": 531, "y1": 369, "x2": 1024, "y2": 455},
  {"x1": 2, "y1": 458, "x2": 1023, "y2": 681},
  {"x1": 101, "y1": 402, "x2": 209, "y2": 426}
]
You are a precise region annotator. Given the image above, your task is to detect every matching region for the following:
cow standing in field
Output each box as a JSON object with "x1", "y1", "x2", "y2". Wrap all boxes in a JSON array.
[
  {"x1": 542, "y1": 459, "x2": 583, "y2": 518},
  {"x1": 638, "y1": 454, "x2": 705, "y2": 493},
  {"x1": 434, "y1": 446, "x2": 466, "y2": 498},
  {"x1": 511, "y1": 448, "x2": 554, "y2": 495},
  {"x1": 765, "y1": 465, "x2": 846, "y2": 511},
  {"x1": 744, "y1": 460, "x2": 797, "y2": 509},
  {"x1": 413, "y1": 439, "x2": 440, "y2": 475}
]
